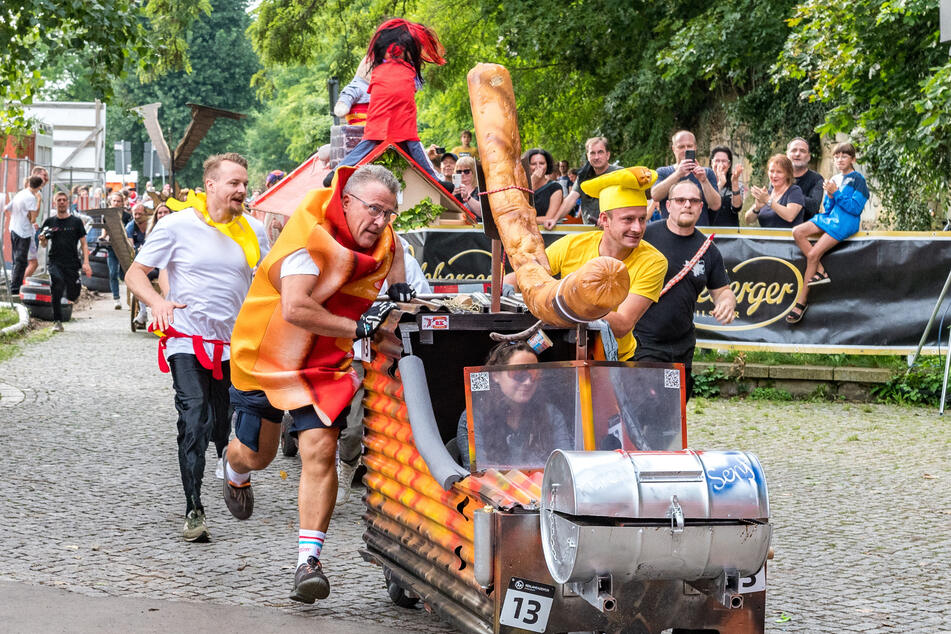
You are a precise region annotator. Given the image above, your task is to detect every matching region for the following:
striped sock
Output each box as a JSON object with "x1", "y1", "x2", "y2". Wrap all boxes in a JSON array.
[{"x1": 298, "y1": 529, "x2": 325, "y2": 567}]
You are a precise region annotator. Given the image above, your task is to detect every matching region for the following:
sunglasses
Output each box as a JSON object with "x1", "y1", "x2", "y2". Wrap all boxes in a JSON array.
[
  {"x1": 455, "y1": 169, "x2": 472, "y2": 175},
  {"x1": 504, "y1": 369, "x2": 538, "y2": 384}
]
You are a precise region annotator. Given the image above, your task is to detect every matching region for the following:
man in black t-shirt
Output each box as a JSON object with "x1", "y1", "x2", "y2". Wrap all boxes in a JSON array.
[
  {"x1": 38, "y1": 191, "x2": 91, "y2": 331},
  {"x1": 787, "y1": 137, "x2": 824, "y2": 221},
  {"x1": 635, "y1": 180, "x2": 736, "y2": 399}
]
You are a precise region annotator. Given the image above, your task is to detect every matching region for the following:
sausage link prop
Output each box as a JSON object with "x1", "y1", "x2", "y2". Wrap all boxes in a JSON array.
[{"x1": 467, "y1": 63, "x2": 629, "y2": 326}]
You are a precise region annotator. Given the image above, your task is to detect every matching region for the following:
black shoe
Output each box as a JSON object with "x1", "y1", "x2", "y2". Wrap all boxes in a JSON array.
[
  {"x1": 221, "y1": 447, "x2": 253, "y2": 520},
  {"x1": 290, "y1": 556, "x2": 330, "y2": 603},
  {"x1": 322, "y1": 170, "x2": 335, "y2": 188}
]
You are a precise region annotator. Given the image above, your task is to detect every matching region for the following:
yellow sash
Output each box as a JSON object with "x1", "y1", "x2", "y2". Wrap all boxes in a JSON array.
[{"x1": 166, "y1": 190, "x2": 260, "y2": 268}]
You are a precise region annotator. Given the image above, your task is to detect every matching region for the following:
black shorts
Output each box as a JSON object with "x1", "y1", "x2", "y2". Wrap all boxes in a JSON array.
[{"x1": 229, "y1": 387, "x2": 348, "y2": 452}]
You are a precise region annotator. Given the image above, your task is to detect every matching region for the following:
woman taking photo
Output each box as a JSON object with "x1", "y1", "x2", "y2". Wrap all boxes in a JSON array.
[
  {"x1": 523, "y1": 148, "x2": 564, "y2": 222},
  {"x1": 745, "y1": 154, "x2": 804, "y2": 228},
  {"x1": 709, "y1": 146, "x2": 744, "y2": 226},
  {"x1": 452, "y1": 155, "x2": 483, "y2": 220}
]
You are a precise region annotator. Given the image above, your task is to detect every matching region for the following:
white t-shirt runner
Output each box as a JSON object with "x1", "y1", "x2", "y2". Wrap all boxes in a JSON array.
[
  {"x1": 6, "y1": 188, "x2": 39, "y2": 238},
  {"x1": 134, "y1": 208, "x2": 270, "y2": 361}
]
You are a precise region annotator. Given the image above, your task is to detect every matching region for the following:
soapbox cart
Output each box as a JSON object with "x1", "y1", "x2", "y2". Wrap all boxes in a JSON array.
[{"x1": 359, "y1": 308, "x2": 772, "y2": 634}]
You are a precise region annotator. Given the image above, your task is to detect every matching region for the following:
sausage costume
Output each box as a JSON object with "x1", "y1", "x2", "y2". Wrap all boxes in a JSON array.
[
  {"x1": 467, "y1": 63, "x2": 632, "y2": 326},
  {"x1": 230, "y1": 166, "x2": 396, "y2": 425}
]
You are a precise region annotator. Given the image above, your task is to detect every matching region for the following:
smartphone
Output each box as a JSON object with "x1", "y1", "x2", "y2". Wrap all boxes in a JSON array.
[
  {"x1": 453, "y1": 173, "x2": 462, "y2": 187},
  {"x1": 685, "y1": 149, "x2": 696, "y2": 161},
  {"x1": 435, "y1": 146, "x2": 446, "y2": 155}
]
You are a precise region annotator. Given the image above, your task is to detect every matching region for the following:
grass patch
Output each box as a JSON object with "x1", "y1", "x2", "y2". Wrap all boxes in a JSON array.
[
  {"x1": 0, "y1": 306, "x2": 17, "y2": 330},
  {"x1": 694, "y1": 349, "x2": 907, "y2": 370},
  {"x1": 748, "y1": 387, "x2": 793, "y2": 401},
  {"x1": 0, "y1": 321, "x2": 51, "y2": 364}
]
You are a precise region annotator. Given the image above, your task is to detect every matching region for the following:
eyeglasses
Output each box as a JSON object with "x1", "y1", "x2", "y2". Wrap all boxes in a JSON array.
[
  {"x1": 348, "y1": 192, "x2": 396, "y2": 220},
  {"x1": 455, "y1": 169, "x2": 472, "y2": 174},
  {"x1": 671, "y1": 197, "x2": 703, "y2": 207},
  {"x1": 505, "y1": 369, "x2": 538, "y2": 384}
]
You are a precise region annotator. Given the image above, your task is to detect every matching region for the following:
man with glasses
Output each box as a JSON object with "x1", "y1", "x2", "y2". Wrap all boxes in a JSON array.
[
  {"x1": 507, "y1": 166, "x2": 667, "y2": 361},
  {"x1": 650, "y1": 130, "x2": 721, "y2": 226},
  {"x1": 634, "y1": 180, "x2": 736, "y2": 399},
  {"x1": 222, "y1": 164, "x2": 412, "y2": 604}
]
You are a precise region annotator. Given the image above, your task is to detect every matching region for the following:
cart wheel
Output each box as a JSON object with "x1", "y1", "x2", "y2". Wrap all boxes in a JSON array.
[
  {"x1": 280, "y1": 412, "x2": 298, "y2": 457},
  {"x1": 384, "y1": 568, "x2": 419, "y2": 609}
]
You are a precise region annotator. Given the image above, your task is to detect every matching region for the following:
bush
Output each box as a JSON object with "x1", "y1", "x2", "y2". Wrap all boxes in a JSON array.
[
  {"x1": 692, "y1": 366, "x2": 726, "y2": 398},
  {"x1": 871, "y1": 358, "x2": 945, "y2": 407}
]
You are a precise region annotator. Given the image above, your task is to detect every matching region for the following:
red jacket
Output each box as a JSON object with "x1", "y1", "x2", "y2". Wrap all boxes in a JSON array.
[{"x1": 362, "y1": 59, "x2": 419, "y2": 142}]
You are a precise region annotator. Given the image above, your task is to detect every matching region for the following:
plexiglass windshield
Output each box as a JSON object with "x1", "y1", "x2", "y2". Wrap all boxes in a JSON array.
[{"x1": 463, "y1": 361, "x2": 685, "y2": 471}]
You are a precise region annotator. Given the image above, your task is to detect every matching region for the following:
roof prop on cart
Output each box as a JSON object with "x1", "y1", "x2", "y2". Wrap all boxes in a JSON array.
[
  {"x1": 250, "y1": 141, "x2": 475, "y2": 223},
  {"x1": 131, "y1": 102, "x2": 246, "y2": 202}
]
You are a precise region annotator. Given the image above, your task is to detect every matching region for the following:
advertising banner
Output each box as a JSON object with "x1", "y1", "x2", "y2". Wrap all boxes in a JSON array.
[{"x1": 402, "y1": 227, "x2": 951, "y2": 354}]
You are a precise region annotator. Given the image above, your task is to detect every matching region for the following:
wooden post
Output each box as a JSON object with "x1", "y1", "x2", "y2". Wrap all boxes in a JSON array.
[{"x1": 490, "y1": 238, "x2": 502, "y2": 312}]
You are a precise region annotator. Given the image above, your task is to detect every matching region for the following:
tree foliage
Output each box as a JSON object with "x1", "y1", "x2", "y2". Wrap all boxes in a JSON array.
[
  {"x1": 246, "y1": 0, "x2": 825, "y2": 173},
  {"x1": 777, "y1": 0, "x2": 950, "y2": 229},
  {"x1": 0, "y1": 0, "x2": 210, "y2": 135},
  {"x1": 46, "y1": 0, "x2": 260, "y2": 189}
]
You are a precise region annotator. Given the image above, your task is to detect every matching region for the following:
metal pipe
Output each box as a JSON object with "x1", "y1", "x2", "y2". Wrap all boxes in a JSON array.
[
  {"x1": 396, "y1": 355, "x2": 468, "y2": 489},
  {"x1": 940, "y1": 324, "x2": 951, "y2": 415},
  {"x1": 910, "y1": 266, "x2": 951, "y2": 367},
  {"x1": 472, "y1": 507, "x2": 494, "y2": 587}
]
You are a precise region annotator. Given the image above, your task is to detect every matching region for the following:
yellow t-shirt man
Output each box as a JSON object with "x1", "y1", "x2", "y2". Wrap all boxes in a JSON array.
[{"x1": 546, "y1": 230, "x2": 667, "y2": 361}]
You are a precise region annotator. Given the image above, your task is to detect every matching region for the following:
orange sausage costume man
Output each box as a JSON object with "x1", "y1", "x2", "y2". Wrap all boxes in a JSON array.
[{"x1": 222, "y1": 164, "x2": 407, "y2": 604}]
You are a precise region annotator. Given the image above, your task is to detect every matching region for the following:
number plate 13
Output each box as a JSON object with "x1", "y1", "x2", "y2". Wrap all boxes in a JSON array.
[{"x1": 499, "y1": 577, "x2": 555, "y2": 633}]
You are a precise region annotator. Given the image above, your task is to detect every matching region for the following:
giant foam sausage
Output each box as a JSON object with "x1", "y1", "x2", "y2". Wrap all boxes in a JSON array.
[{"x1": 467, "y1": 63, "x2": 629, "y2": 326}]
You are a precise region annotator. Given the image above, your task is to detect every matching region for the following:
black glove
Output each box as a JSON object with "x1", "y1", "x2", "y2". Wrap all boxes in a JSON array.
[
  {"x1": 386, "y1": 282, "x2": 416, "y2": 303},
  {"x1": 355, "y1": 301, "x2": 397, "y2": 339}
]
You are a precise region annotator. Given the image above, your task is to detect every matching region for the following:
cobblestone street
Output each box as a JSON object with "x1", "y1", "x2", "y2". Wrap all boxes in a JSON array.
[{"x1": 1, "y1": 297, "x2": 949, "y2": 632}]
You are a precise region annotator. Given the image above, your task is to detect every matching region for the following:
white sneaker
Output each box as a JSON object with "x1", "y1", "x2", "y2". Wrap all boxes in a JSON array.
[
  {"x1": 114, "y1": 299, "x2": 122, "y2": 310},
  {"x1": 336, "y1": 460, "x2": 358, "y2": 505},
  {"x1": 215, "y1": 457, "x2": 224, "y2": 480}
]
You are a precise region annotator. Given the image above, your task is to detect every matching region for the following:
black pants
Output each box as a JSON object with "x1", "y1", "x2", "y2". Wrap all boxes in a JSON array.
[
  {"x1": 48, "y1": 263, "x2": 81, "y2": 322},
  {"x1": 168, "y1": 354, "x2": 232, "y2": 514},
  {"x1": 9, "y1": 233, "x2": 31, "y2": 294},
  {"x1": 634, "y1": 339, "x2": 696, "y2": 402}
]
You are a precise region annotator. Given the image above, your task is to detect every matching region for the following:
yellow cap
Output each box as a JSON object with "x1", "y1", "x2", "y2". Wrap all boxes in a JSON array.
[{"x1": 581, "y1": 166, "x2": 657, "y2": 212}]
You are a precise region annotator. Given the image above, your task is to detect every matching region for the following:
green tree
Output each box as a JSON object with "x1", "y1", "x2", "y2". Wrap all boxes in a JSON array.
[
  {"x1": 246, "y1": 0, "x2": 825, "y2": 174},
  {"x1": 0, "y1": 0, "x2": 210, "y2": 134},
  {"x1": 777, "y1": 0, "x2": 950, "y2": 228},
  {"x1": 244, "y1": 65, "x2": 334, "y2": 188},
  {"x1": 103, "y1": 0, "x2": 261, "y2": 189}
]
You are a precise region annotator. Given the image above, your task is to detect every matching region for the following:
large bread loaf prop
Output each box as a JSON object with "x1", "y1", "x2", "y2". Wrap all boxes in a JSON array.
[{"x1": 467, "y1": 63, "x2": 629, "y2": 326}]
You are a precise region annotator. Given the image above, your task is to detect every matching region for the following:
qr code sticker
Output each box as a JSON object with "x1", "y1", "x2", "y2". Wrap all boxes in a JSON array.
[
  {"x1": 470, "y1": 372, "x2": 491, "y2": 392},
  {"x1": 664, "y1": 369, "x2": 681, "y2": 389}
]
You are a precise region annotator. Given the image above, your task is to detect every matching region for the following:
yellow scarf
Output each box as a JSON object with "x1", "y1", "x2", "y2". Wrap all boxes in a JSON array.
[{"x1": 166, "y1": 190, "x2": 260, "y2": 268}]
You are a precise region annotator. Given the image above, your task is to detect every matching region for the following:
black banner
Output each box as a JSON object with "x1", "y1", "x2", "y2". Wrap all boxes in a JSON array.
[{"x1": 402, "y1": 227, "x2": 951, "y2": 353}]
